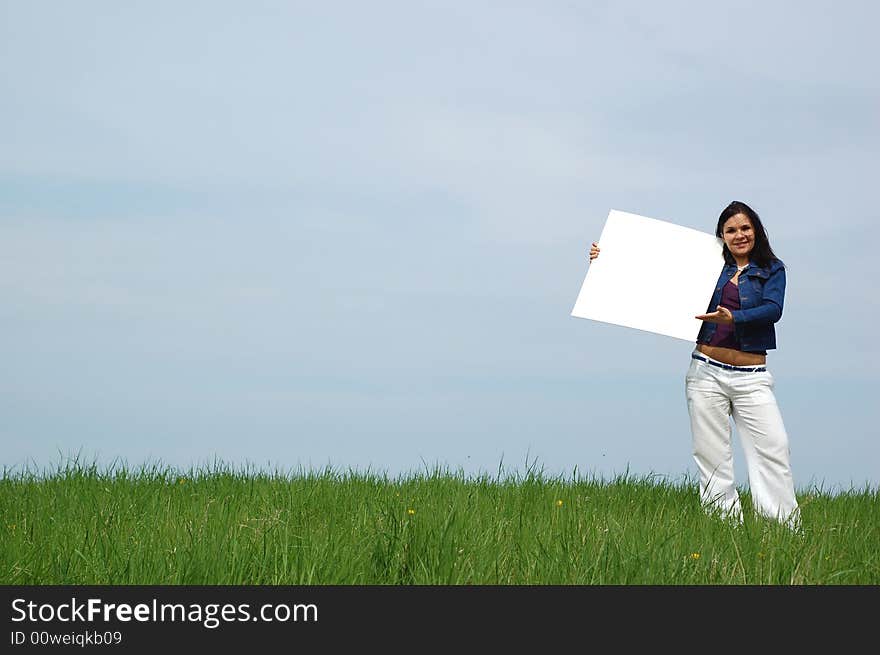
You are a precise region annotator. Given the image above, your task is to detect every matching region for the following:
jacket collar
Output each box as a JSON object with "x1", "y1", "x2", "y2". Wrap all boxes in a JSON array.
[{"x1": 723, "y1": 259, "x2": 772, "y2": 277}]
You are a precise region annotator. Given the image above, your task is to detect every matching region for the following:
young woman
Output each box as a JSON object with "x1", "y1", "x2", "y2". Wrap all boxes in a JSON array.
[{"x1": 589, "y1": 201, "x2": 800, "y2": 528}]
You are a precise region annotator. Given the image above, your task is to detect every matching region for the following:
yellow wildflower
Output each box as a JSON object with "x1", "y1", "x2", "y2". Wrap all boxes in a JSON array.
[{"x1": 690, "y1": 552, "x2": 701, "y2": 560}]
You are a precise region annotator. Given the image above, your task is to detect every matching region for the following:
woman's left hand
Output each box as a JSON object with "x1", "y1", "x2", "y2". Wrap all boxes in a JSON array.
[{"x1": 696, "y1": 306, "x2": 734, "y2": 325}]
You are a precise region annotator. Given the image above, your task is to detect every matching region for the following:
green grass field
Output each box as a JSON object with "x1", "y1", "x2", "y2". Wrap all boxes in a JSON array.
[{"x1": 2, "y1": 461, "x2": 877, "y2": 585}]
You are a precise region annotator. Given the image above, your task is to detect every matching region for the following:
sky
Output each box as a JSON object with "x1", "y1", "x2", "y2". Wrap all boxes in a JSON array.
[{"x1": 2, "y1": 1, "x2": 878, "y2": 492}]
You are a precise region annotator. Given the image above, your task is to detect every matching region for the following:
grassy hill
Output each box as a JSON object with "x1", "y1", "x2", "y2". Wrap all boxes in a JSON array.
[{"x1": 2, "y1": 462, "x2": 877, "y2": 584}]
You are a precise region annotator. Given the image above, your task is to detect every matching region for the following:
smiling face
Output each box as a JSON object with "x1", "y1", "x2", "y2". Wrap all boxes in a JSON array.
[{"x1": 722, "y1": 213, "x2": 755, "y2": 262}]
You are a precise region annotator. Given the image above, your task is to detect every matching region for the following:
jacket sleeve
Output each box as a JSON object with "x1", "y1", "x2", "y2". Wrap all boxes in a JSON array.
[{"x1": 731, "y1": 265, "x2": 785, "y2": 326}]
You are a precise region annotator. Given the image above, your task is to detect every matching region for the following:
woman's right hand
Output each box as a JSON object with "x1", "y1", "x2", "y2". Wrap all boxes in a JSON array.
[{"x1": 589, "y1": 242, "x2": 600, "y2": 261}]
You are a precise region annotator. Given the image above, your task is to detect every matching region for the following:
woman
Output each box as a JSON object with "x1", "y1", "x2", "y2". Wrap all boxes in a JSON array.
[{"x1": 589, "y1": 201, "x2": 800, "y2": 528}]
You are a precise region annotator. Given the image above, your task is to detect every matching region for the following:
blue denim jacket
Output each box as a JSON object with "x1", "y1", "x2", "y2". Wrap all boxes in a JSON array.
[{"x1": 696, "y1": 259, "x2": 785, "y2": 352}]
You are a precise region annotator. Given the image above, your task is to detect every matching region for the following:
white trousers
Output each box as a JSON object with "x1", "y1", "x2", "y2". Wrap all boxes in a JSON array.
[{"x1": 685, "y1": 352, "x2": 800, "y2": 529}]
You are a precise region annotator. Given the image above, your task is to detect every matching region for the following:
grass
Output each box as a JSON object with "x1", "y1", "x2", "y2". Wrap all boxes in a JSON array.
[{"x1": 1, "y1": 460, "x2": 877, "y2": 585}]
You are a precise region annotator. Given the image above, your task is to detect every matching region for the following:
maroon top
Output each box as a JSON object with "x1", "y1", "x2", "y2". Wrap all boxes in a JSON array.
[{"x1": 707, "y1": 280, "x2": 740, "y2": 349}]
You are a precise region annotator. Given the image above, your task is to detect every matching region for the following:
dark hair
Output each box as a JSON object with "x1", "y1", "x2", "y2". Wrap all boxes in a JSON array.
[{"x1": 716, "y1": 200, "x2": 779, "y2": 269}]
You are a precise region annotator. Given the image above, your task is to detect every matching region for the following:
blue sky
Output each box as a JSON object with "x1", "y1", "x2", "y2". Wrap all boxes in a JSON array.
[{"x1": 2, "y1": 1, "x2": 877, "y2": 492}]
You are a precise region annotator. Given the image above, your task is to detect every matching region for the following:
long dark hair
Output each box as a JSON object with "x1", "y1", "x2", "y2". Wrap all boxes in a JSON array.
[{"x1": 716, "y1": 200, "x2": 780, "y2": 269}]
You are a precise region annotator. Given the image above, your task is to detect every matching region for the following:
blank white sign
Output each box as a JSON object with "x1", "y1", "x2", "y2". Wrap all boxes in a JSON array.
[{"x1": 571, "y1": 209, "x2": 725, "y2": 342}]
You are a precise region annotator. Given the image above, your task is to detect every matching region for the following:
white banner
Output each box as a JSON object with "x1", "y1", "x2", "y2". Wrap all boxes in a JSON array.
[{"x1": 571, "y1": 209, "x2": 724, "y2": 342}]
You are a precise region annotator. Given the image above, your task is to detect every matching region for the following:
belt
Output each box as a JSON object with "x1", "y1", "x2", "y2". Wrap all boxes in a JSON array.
[{"x1": 691, "y1": 353, "x2": 766, "y2": 373}]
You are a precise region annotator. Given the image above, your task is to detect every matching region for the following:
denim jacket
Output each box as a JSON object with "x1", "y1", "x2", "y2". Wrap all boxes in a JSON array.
[{"x1": 696, "y1": 258, "x2": 785, "y2": 352}]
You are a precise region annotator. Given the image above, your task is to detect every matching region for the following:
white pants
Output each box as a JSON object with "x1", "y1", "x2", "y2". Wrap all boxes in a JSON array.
[{"x1": 685, "y1": 351, "x2": 800, "y2": 529}]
